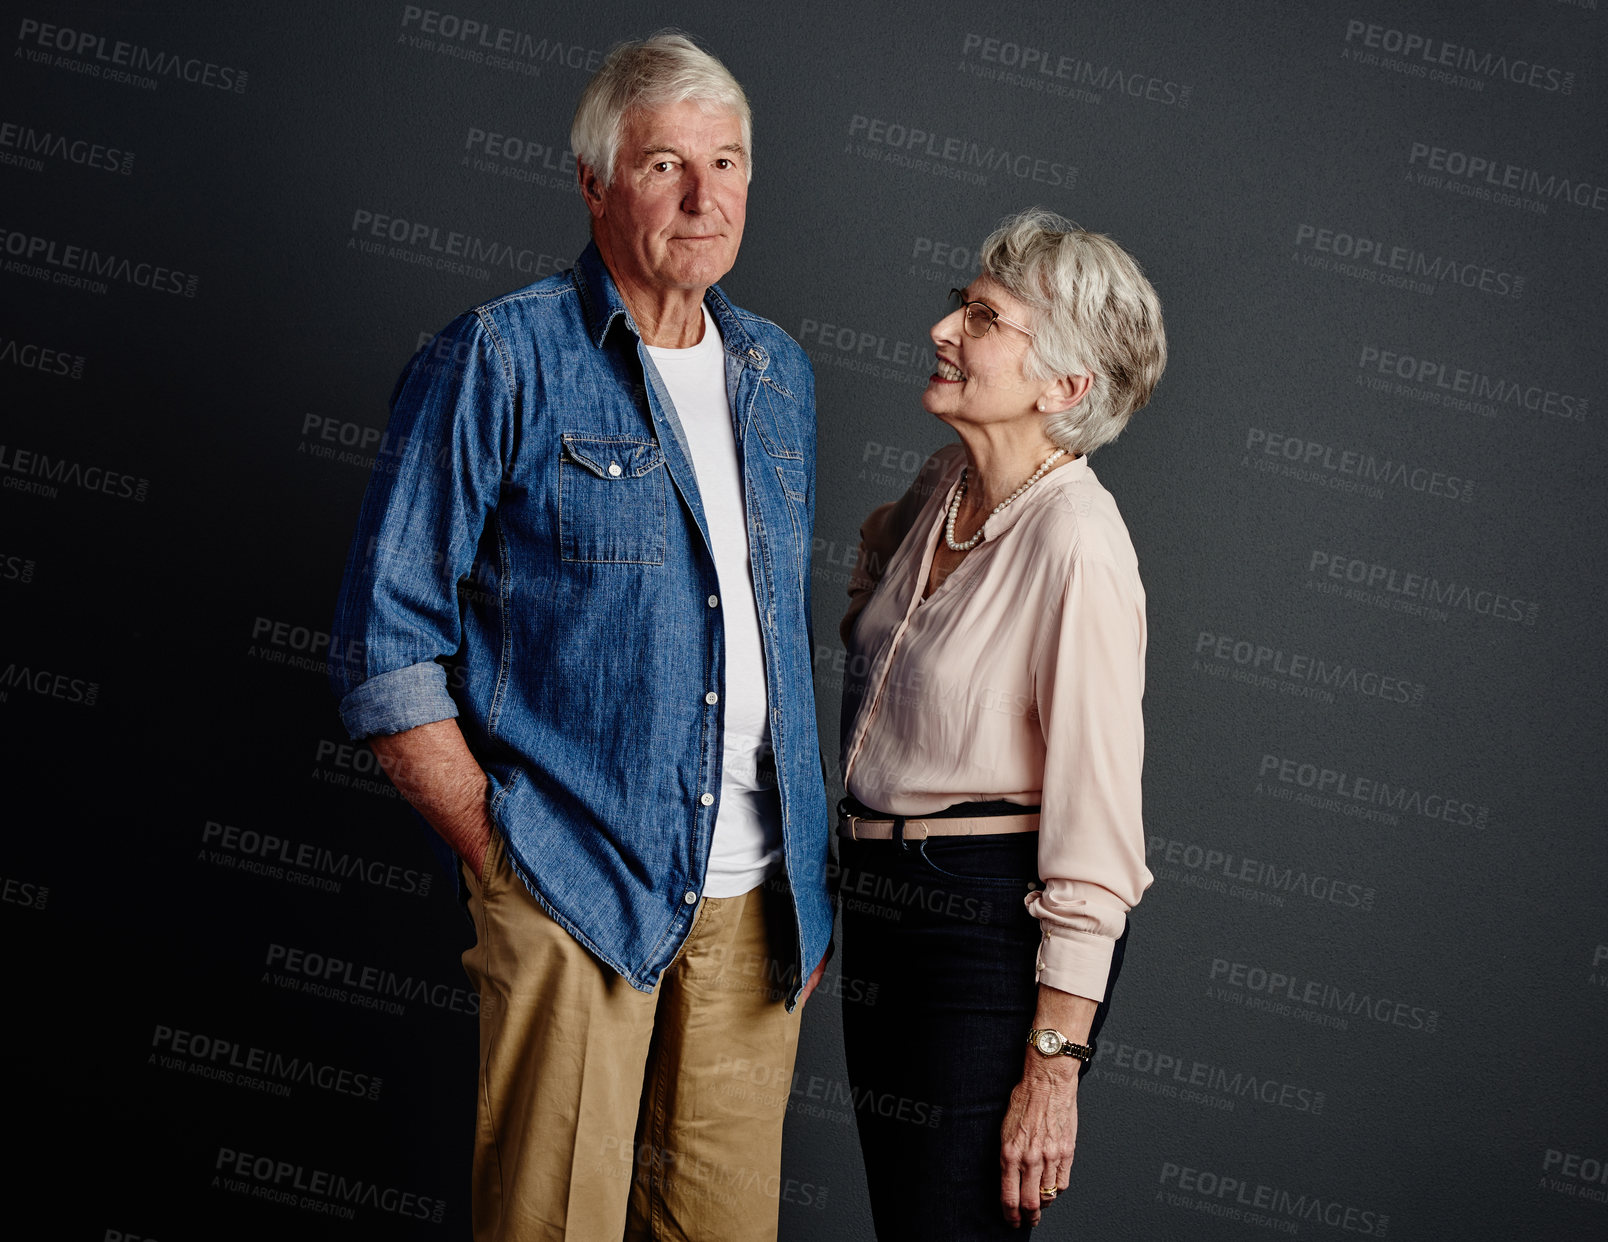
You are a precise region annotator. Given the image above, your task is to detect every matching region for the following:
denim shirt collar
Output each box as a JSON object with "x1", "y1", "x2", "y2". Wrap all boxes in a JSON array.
[{"x1": 573, "y1": 240, "x2": 768, "y2": 373}]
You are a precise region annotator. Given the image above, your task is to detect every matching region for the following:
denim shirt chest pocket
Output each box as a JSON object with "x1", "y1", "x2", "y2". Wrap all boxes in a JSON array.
[
  {"x1": 751, "y1": 380, "x2": 810, "y2": 575},
  {"x1": 559, "y1": 432, "x2": 667, "y2": 564},
  {"x1": 751, "y1": 377, "x2": 805, "y2": 462}
]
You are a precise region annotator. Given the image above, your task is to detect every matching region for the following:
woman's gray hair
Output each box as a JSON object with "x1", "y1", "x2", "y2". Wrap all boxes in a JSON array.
[
  {"x1": 571, "y1": 31, "x2": 753, "y2": 187},
  {"x1": 980, "y1": 207, "x2": 1166, "y2": 455}
]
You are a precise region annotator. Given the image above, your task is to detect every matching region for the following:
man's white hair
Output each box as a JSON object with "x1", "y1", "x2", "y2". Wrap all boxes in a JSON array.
[{"x1": 571, "y1": 30, "x2": 752, "y2": 187}]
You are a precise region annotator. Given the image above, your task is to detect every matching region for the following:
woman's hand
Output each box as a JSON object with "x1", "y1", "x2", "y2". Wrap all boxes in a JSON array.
[
  {"x1": 1001, "y1": 983, "x2": 1098, "y2": 1227},
  {"x1": 1000, "y1": 1056, "x2": 1079, "y2": 1228}
]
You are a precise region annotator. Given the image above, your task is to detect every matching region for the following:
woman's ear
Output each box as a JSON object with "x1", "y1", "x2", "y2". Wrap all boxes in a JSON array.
[{"x1": 1039, "y1": 372, "x2": 1094, "y2": 415}]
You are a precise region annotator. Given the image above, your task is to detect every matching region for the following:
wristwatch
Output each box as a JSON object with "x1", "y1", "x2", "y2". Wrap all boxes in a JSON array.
[{"x1": 1027, "y1": 1028, "x2": 1094, "y2": 1062}]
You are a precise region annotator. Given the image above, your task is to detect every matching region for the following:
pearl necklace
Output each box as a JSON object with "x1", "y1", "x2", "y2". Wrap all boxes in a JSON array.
[{"x1": 944, "y1": 449, "x2": 1067, "y2": 552}]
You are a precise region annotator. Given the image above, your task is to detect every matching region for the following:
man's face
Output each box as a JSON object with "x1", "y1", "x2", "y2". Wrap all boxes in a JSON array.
[{"x1": 584, "y1": 99, "x2": 748, "y2": 295}]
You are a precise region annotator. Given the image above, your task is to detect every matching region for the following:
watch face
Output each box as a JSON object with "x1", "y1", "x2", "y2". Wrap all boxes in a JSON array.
[{"x1": 1034, "y1": 1031, "x2": 1063, "y2": 1055}]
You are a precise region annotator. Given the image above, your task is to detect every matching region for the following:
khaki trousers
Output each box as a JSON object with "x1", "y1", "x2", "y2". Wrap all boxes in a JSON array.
[{"x1": 460, "y1": 832, "x2": 803, "y2": 1242}]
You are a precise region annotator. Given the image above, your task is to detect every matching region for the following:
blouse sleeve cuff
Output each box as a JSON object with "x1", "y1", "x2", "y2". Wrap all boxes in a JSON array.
[{"x1": 1031, "y1": 919, "x2": 1117, "y2": 1000}]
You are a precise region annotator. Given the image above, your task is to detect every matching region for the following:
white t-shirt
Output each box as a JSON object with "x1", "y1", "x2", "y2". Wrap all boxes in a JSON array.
[{"x1": 645, "y1": 305, "x2": 783, "y2": 898}]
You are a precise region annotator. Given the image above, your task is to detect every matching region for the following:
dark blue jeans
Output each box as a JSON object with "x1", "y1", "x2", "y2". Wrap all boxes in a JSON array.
[{"x1": 840, "y1": 829, "x2": 1127, "y2": 1241}]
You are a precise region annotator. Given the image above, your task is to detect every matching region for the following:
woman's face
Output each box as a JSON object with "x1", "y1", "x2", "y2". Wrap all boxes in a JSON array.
[{"x1": 921, "y1": 275, "x2": 1048, "y2": 433}]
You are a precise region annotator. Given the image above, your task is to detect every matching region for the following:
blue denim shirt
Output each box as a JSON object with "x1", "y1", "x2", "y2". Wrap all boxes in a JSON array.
[{"x1": 330, "y1": 242, "x2": 830, "y2": 1003}]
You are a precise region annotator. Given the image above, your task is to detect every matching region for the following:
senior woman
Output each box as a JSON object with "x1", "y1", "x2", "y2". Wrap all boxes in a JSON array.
[{"x1": 838, "y1": 207, "x2": 1165, "y2": 1238}]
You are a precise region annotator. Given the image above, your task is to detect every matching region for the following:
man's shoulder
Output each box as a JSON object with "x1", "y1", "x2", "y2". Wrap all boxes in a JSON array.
[
  {"x1": 730, "y1": 308, "x2": 803, "y2": 354},
  {"x1": 716, "y1": 295, "x2": 804, "y2": 356},
  {"x1": 719, "y1": 299, "x2": 813, "y2": 397},
  {"x1": 411, "y1": 270, "x2": 583, "y2": 372},
  {"x1": 471, "y1": 268, "x2": 583, "y2": 326}
]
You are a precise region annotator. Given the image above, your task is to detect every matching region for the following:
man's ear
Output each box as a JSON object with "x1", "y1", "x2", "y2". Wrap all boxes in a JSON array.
[{"x1": 578, "y1": 162, "x2": 607, "y2": 220}]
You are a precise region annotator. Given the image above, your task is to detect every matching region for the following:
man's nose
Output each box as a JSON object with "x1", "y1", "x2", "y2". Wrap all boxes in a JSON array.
[{"x1": 681, "y1": 169, "x2": 716, "y2": 213}]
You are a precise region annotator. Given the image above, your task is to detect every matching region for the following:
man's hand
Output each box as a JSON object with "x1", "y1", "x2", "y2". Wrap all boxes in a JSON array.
[
  {"x1": 796, "y1": 956, "x2": 828, "y2": 1006},
  {"x1": 463, "y1": 830, "x2": 490, "y2": 882},
  {"x1": 368, "y1": 719, "x2": 495, "y2": 870}
]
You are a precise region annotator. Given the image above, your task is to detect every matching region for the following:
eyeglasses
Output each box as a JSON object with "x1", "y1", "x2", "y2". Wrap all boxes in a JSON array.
[{"x1": 947, "y1": 288, "x2": 1036, "y2": 339}]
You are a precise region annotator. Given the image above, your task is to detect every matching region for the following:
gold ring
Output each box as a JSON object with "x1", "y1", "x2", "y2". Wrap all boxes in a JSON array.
[{"x1": 1040, "y1": 1186, "x2": 1058, "y2": 1200}]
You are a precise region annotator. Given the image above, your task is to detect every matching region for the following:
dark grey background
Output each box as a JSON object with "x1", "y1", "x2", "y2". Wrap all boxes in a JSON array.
[{"x1": 3, "y1": 1, "x2": 1605, "y2": 1238}]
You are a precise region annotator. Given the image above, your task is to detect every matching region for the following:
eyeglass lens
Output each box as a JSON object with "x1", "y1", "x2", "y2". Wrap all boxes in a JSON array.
[{"x1": 947, "y1": 289, "x2": 993, "y2": 337}]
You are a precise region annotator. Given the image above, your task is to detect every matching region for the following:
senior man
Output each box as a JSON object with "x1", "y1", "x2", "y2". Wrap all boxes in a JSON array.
[{"x1": 330, "y1": 33, "x2": 830, "y2": 1242}]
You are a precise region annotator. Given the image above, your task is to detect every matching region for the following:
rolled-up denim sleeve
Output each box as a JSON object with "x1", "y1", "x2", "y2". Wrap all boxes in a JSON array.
[{"x1": 329, "y1": 311, "x2": 514, "y2": 740}]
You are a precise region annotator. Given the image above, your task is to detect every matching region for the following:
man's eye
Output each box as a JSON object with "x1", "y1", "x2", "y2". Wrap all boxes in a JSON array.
[
  {"x1": 652, "y1": 160, "x2": 676, "y2": 173},
  {"x1": 714, "y1": 158, "x2": 733, "y2": 169}
]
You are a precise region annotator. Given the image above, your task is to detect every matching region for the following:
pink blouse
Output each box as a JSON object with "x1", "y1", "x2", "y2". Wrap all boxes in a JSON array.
[{"x1": 840, "y1": 444, "x2": 1152, "y2": 999}]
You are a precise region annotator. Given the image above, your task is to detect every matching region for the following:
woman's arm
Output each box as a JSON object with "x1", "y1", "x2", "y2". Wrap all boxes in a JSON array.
[
  {"x1": 1000, "y1": 544, "x2": 1150, "y2": 1226},
  {"x1": 840, "y1": 445, "x2": 963, "y2": 646},
  {"x1": 1024, "y1": 549, "x2": 1149, "y2": 998}
]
